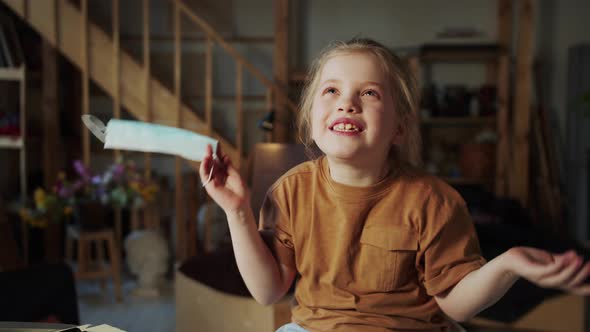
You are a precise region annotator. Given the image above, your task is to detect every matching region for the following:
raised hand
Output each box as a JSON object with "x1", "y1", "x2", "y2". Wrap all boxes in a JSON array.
[
  {"x1": 199, "y1": 144, "x2": 250, "y2": 213},
  {"x1": 506, "y1": 247, "x2": 590, "y2": 296}
]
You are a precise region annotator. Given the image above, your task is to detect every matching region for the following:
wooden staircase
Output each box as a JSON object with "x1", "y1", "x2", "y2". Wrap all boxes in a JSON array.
[
  {"x1": 1, "y1": 0, "x2": 297, "y2": 260},
  {"x1": 0, "y1": 0, "x2": 296, "y2": 164}
]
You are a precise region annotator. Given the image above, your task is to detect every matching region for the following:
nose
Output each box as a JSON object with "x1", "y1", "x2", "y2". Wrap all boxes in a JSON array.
[{"x1": 337, "y1": 94, "x2": 360, "y2": 113}]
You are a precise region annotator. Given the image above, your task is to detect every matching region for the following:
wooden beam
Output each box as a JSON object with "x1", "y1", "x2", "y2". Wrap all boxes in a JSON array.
[
  {"x1": 112, "y1": 0, "x2": 124, "y2": 247},
  {"x1": 407, "y1": 55, "x2": 421, "y2": 120},
  {"x1": 236, "y1": 62, "x2": 243, "y2": 170},
  {"x1": 173, "y1": 3, "x2": 186, "y2": 261},
  {"x1": 19, "y1": 66, "x2": 26, "y2": 200},
  {"x1": 186, "y1": 173, "x2": 199, "y2": 257},
  {"x1": 112, "y1": 0, "x2": 120, "y2": 152},
  {"x1": 205, "y1": 37, "x2": 213, "y2": 135},
  {"x1": 494, "y1": 0, "x2": 513, "y2": 197},
  {"x1": 487, "y1": 0, "x2": 513, "y2": 84},
  {"x1": 497, "y1": 0, "x2": 513, "y2": 50},
  {"x1": 81, "y1": 0, "x2": 90, "y2": 166},
  {"x1": 265, "y1": 88, "x2": 273, "y2": 143},
  {"x1": 495, "y1": 55, "x2": 510, "y2": 196},
  {"x1": 121, "y1": 34, "x2": 274, "y2": 44},
  {"x1": 272, "y1": 0, "x2": 290, "y2": 142},
  {"x1": 143, "y1": 0, "x2": 152, "y2": 178},
  {"x1": 511, "y1": 0, "x2": 535, "y2": 206},
  {"x1": 42, "y1": 41, "x2": 60, "y2": 189}
]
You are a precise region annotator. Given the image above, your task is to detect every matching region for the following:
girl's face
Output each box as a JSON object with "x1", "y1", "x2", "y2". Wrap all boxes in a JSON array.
[{"x1": 311, "y1": 52, "x2": 399, "y2": 164}]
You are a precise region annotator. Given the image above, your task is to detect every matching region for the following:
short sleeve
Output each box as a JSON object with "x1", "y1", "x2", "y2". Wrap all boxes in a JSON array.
[
  {"x1": 419, "y1": 199, "x2": 486, "y2": 296},
  {"x1": 258, "y1": 187, "x2": 296, "y2": 270}
]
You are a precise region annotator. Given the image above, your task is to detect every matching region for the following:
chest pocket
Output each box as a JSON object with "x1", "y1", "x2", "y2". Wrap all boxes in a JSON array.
[{"x1": 358, "y1": 225, "x2": 418, "y2": 292}]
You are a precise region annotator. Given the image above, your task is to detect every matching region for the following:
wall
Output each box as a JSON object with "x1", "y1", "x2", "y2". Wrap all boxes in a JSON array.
[
  {"x1": 537, "y1": 0, "x2": 590, "y2": 134},
  {"x1": 298, "y1": 0, "x2": 497, "y2": 88}
]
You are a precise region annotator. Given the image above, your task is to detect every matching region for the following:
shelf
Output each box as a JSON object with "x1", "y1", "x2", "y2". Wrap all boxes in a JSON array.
[
  {"x1": 0, "y1": 67, "x2": 25, "y2": 81},
  {"x1": 420, "y1": 44, "x2": 505, "y2": 63},
  {"x1": 0, "y1": 136, "x2": 23, "y2": 148},
  {"x1": 421, "y1": 116, "x2": 496, "y2": 126}
]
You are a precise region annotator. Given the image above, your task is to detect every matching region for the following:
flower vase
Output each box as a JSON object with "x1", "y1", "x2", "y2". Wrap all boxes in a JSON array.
[{"x1": 75, "y1": 201, "x2": 111, "y2": 231}]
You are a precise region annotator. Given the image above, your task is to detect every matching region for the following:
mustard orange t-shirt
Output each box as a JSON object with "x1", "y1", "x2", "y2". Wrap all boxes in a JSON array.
[{"x1": 259, "y1": 156, "x2": 486, "y2": 332}]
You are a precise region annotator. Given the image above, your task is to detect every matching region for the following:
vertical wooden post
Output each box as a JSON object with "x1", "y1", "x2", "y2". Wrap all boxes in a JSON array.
[
  {"x1": 173, "y1": 3, "x2": 186, "y2": 261},
  {"x1": 143, "y1": 0, "x2": 152, "y2": 180},
  {"x1": 202, "y1": 36, "x2": 213, "y2": 255},
  {"x1": 19, "y1": 66, "x2": 27, "y2": 201},
  {"x1": 497, "y1": 0, "x2": 513, "y2": 51},
  {"x1": 235, "y1": 62, "x2": 243, "y2": 170},
  {"x1": 48, "y1": 0, "x2": 58, "y2": 46},
  {"x1": 494, "y1": 0, "x2": 513, "y2": 197},
  {"x1": 42, "y1": 41, "x2": 60, "y2": 189},
  {"x1": 511, "y1": 0, "x2": 535, "y2": 206},
  {"x1": 22, "y1": 0, "x2": 28, "y2": 19},
  {"x1": 265, "y1": 88, "x2": 273, "y2": 143},
  {"x1": 273, "y1": 0, "x2": 290, "y2": 142},
  {"x1": 112, "y1": 0, "x2": 121, "y2": 155},
  {"x1": 81, "y1": 0, "x2": 90, "y2": 166},
  {"x1": 495, "y1": 55, "x2": 510, "y2": 196},
  {"x1": 186, "y1": 173, "x2": 199, "y2": 257},
  {"x1": 407, "y1": 55, "x2": 421, "y2": 123},
  {"x1": 112, "y1": 0, "x2": 124, "y2": 247},
  {"x1": 205, "y1": 37, "x2": 213, "y2": 135},
  {"x1": 487, "y1": 0, "x2": 513, "y2": 85}
]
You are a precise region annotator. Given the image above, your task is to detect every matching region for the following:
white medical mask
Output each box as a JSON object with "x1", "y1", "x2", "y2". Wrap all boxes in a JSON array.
[{"x1": 82, "y1": 115, "x2": 219, "y2": 186}]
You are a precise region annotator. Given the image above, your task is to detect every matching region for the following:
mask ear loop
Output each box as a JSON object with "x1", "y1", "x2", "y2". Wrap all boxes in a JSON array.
[
  {"x1": 202, "y1": 157, "x2": 215, "y2": 187},
  {"x1": 202, "y1": 146, "x2": 220, "y2": 187}
]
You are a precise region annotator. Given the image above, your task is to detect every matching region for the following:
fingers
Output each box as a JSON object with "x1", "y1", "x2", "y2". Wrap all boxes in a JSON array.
[
  {"x1": 201, "y1": 144, "x2": 235, "y2": 187},
  {"x1": 540, "y1": 252, "x2": 583, "y2": 287},
  {"x1": 521, "y1": 249, "x2": 564, "y2": 278},
  {"x1": 566, "y1": 261, "x2": 590, "y2": 288},
  {"x1": 199, "y1": 144, "x2": 214, "y2": 183},
  {"x1": 570, "y1": 283, "x2": 590, "y2": 296}
]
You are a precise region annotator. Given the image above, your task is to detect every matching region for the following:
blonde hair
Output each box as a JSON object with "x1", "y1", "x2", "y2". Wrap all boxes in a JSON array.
[{"x1": 297, "y1": 38, "x2": 422, "y2": 166}]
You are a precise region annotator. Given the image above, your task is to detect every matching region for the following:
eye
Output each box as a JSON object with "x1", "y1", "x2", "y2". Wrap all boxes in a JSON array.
[
  {"x1": 362, "y1": 89, "x2": 380, "y2": 98},
  {"x1": 323, "y1": 87, "x2": 338, "y2": 95}
]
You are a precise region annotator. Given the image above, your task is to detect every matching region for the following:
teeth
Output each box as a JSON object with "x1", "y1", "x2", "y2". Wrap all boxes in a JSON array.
[{"x1": 333, "y1": 123, "x2": 359, "y2": 132}]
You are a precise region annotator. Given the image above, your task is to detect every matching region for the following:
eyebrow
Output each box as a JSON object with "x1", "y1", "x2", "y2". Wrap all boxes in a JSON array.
[{"x1": 319, "y1": 79, "x2": 384, "y2": 87}]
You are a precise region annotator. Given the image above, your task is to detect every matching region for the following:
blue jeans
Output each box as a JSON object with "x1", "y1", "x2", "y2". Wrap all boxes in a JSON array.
[{"x1": 276, "y1": 322, "x2": 309, "y2": 332}]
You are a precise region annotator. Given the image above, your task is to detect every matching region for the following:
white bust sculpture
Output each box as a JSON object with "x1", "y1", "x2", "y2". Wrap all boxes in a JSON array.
[{"x1": 124, "y1": 229, "x2": 169, "y2": 297}]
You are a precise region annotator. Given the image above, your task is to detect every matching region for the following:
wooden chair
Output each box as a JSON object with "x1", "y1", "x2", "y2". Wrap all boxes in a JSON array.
[{"x1": 65, "y1": 204, "x2": 122, "y2": 302}]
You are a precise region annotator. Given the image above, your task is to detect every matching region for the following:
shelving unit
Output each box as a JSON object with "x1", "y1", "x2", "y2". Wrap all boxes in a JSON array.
[
  {"x1": 410, "y1": 44, "x2": 510, "y2": 194},
  {"x1": 0, "y1": 66, "x2": 26, "y2": 200}
]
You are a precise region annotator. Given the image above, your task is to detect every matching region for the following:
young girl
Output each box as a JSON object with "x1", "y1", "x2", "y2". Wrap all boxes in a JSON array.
[{"x1": 199, "y1": 38, "x2": 590, "y2": 332}]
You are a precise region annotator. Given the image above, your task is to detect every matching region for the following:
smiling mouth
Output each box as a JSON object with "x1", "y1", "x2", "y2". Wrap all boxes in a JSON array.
[{"x1": 330, "y1": 123, "x2": 363, "y2": 133}]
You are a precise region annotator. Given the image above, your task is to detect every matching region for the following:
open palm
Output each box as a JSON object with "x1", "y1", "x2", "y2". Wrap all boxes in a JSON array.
[
  {"x1": 507, "y1": 247, "x2": 590, "y2": 295},
  {"x1": 199, "y1": 144, "x2": 250, "y2": 212}
]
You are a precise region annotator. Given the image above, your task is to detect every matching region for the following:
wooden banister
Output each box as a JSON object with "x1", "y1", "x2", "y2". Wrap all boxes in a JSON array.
[
  {"x1": 173, "y1": 0, "x2": 298, "y2": 116},
  {"x1": 81, "y1": 0, "x2": 90, "y2": 166}
]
